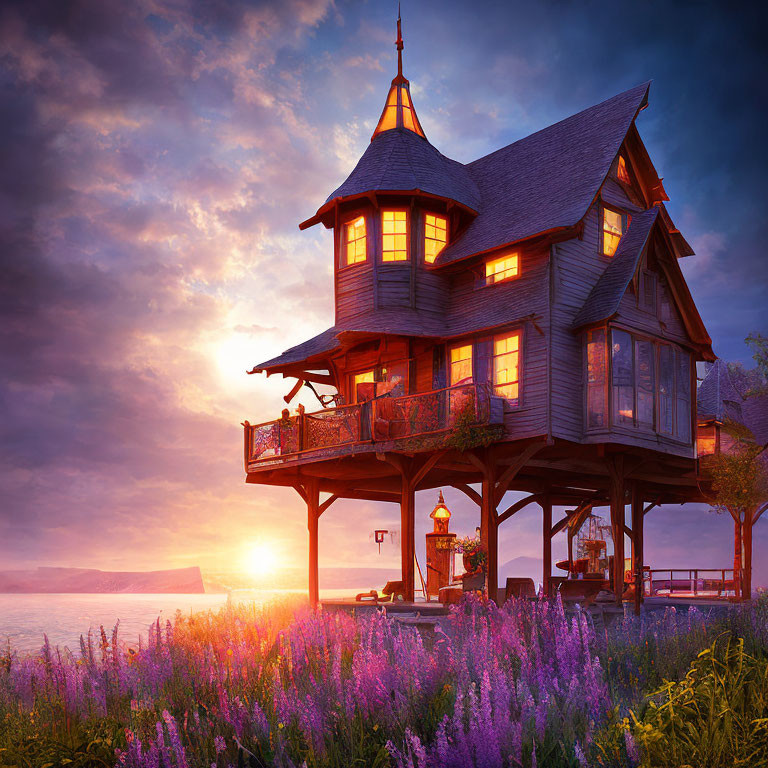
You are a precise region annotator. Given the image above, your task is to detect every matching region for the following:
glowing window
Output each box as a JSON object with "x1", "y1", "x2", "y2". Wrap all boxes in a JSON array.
[
  {"x1": 485, "y1": 253, "x2": 519, "y2": 285},
  {"x1": 449, "y1": 344, "x2": 473, "y2": 386},
  {"x1": 351, "y1": 370, "x2": 375, "y2": 403},
  {"x1": 602, "y1": 208, "x2": 624, "y2": 257},
  {"x1": 375, "y1": 86, "x2": 399, "y2": 134},
  {"x1": 617, "y1": 155, "x2": 631, "y2": 184},
  {"x1": 492, "y1": 332, "x2": 520, "y2": 404},
  {"x1": 400, "y1": 87, "x2": 424, "y2": 136},
  {"x1": 697, "y1": 424, "x2": 717, "y2": 457},
  {"x1": 382, "y1": 210, "x2": 408, "y2": 261},
  {"x1": 344, "y1": 216, "x2": 367, "y2": 265},
  {"x1": 586, "y1": 329, "x2": 607, "y2": 429},
  {"x1": 424, "y1": 214, "x2": 448, "y2": 263}
]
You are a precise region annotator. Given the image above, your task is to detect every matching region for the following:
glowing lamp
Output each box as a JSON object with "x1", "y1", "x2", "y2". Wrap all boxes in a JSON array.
[{"x1": 429, "y1": 490, "x2": 452, "y2": 534}]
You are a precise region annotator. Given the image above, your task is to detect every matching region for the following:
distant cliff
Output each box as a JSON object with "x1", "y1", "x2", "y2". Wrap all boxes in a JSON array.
[{"x1": 0, "y1": 566, "x2": 205, "y2": 593}]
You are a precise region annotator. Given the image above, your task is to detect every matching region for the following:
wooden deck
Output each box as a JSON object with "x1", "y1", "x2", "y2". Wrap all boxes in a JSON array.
[{"x1": 321, "y1": 598, "x2": 450, "y2": 617}]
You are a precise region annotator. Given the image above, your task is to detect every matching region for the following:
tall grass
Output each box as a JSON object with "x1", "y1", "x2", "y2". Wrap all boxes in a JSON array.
[{"x1": 0, "y1": 595, "x2": 766, "y2": 768}]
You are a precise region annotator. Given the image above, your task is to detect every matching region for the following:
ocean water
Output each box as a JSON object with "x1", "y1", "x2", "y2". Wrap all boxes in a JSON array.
[{"x1": 0, "y1": 590, "x2": 355, "y2": 654}]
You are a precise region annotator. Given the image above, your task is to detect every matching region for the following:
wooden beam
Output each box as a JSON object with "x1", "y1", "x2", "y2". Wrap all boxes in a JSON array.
[
  {"x1": 754, "y1": 501, "x2": 768, "y2": 524},
  {"x1": 453, "y1": 483, "x2": 482, "y2": 507},
  {"x1": 643, "y1": 498, "x2": 662, "y2": 516},
  {"x1": 497, "y1": 493, "x2": 542, "y2": 526},
  {"x1": 494, "y1": 442, "x2": 545, "y2": 505},
  {"x1": 318, "y1": 494, "x2": 339, "y2": 515},
  {"x1": 412, "y1": 451, "x2": 447, "y2": 488},
  {"x1": 333, "y1": 490, "x2": 400, "y2": 504},
  {"x1": 400, "y1": 468, "x2": 415, "y2": 602},
  {"x1": 479, "y1": 470, "x2": 499, "y2": 604},
  {"x1": 607, "y1": 456, "x2": 626, "y2": 607}
]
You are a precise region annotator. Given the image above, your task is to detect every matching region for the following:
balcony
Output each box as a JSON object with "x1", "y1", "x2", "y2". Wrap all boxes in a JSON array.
[{"x1": 243, "y1": 384, "x2": 503, "y2": 471}]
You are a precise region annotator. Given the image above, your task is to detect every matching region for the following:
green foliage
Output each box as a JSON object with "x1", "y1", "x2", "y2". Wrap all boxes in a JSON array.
[
  {"x1": 746, "y1": 332, "x2": 768, "y2": 385},
  {"x1": 630, "y1": 635, "x2": 768, "y2": 767},
  {"x1": 443, "y1": 405, "x2": 502, "y2": 452},
  {"x1": 709, "y1": 417, "x2": 768, "y2": 518}
]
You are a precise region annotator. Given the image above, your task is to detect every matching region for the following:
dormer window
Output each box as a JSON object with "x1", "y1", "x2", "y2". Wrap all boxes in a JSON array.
[
  {"x1": 485, "y1": 252, "x2": 519, "y2": 285},
  {"x1": 617, "y1": 155, "x2": 631, "y2": 185},
  {"x1": 343, "y1": 215, "x2": 367, "y2": 266},
  {"x1": 424, "y1": 213, "x2": 448, "y2": 263},
  {"x1": 382, "y1": 210, "x2": 409, "y2": 261},
  {"x1": 601, "y1": 207, "x2": 626, "y2": 257}
]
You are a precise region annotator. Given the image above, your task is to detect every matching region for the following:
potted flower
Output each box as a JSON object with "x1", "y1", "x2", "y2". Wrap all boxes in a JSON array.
[{"x1": 454, "y1": 535, "x2": 487, "y2": 574}]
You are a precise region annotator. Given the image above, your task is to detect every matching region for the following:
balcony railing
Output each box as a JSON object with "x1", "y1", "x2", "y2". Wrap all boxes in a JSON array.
[{"x1": 244, "y1": 383, "x2": 494, "y2": 467}]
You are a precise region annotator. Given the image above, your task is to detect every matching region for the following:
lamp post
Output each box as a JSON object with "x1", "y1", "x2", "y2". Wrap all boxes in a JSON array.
[{"x1": 425, "y1": 491, "x2": 456, "y2": 600}]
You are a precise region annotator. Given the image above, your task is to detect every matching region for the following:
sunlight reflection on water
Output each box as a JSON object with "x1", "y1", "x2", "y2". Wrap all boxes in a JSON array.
[{"x1": 0, "y1": 589, "x2": 357, "y2": 653}]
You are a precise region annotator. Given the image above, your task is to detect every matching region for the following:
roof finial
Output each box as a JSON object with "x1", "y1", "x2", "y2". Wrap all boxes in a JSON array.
[{"x1": 396, "y1": 4, "x2": 403, "y2": 79}]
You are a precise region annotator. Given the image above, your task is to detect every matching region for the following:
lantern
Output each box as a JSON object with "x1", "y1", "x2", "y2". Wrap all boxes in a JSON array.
[{"x1": 425, "y1": 490, "x2": 456, "y2": 600}]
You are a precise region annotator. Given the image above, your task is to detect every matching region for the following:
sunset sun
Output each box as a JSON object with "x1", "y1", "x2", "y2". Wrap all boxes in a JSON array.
[{"x1": 243, "y1": 542, "x2": 279, "y2": 579}]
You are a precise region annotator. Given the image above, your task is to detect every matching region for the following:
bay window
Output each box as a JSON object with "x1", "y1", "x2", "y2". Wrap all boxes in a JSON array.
[{"x1": 587, "y1": 329, "x2": 692, "y2": 443}]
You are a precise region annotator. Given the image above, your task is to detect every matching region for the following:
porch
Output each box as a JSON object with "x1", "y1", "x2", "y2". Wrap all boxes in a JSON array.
[{"x1": 243, "y1": 383, "x2": 503, "y2": 471}]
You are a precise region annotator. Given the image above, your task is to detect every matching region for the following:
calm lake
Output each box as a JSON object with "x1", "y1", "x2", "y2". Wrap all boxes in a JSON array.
[{"x1": 0, "y1": 590, "x2": 355, "y2": 653}]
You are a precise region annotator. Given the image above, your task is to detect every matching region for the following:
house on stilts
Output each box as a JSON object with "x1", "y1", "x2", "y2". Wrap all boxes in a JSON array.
[{"x1": 241, "y1": 17, "x2": 766, "y2": 610}]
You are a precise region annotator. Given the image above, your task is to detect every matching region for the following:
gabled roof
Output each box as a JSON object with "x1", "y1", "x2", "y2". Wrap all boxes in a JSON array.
[
  {"x1": 572, "y1": 207, "x2": 659, "y2": 329},
  {"x1": 300, "y1": 128, "x2": 481, "y2": 229},
  {"x1": 697, "y1": 359, "x2": 744, "y2": 421},
  {"x1": 434, "y1": 82, "x2": 651, "y2": 265}
]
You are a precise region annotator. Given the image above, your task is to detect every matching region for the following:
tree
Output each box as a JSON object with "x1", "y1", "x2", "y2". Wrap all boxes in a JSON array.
[{"x1": 708, "y1": 418, "x2": 768, "y2": 599}]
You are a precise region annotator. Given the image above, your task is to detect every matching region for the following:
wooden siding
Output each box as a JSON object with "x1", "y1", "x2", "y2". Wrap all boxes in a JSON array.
[
  {"x1": 550, "y1": 201, "x2": 697, "y2": 456},
  {"x1": 336, "y1": 262, "x2": 375, "y2": 323},
  {"x1": 448, "y1": 244, "x2": 550, "y2": 441}
]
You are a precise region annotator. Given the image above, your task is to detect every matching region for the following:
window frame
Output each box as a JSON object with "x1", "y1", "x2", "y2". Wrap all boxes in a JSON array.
[
  {"x1": 380, "y1": 208, "x2": 410, "y2": 263},
  {"x1": 600, "y1": 204, "x2": 628, "y2": 258},
  {"x1": 424, "y1": 212, "x2": 448, "y2": 264},
  {"x1": 339, "y1": 212, "x2": 369, "y2": 269},
  {"x1": 448, "y1": 343, "x2": 474, "y2": 387},
  {"x1": 639, "y1": 269, "x2": 658, "y2": 315},
  {"x1": 585, "y1": 325, "x2": 694, "y2": 445},
  {"x1": 482, "y1": 251, "x2": 521, "y2": 287},
  {"x1": 491, "y1": 330, "x2": 521, "y2": 406}
]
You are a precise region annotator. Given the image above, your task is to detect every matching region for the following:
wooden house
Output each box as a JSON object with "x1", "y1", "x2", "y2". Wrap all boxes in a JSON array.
[{"x1": 244, "y1": 19, "x2": 719, "y2": 607}]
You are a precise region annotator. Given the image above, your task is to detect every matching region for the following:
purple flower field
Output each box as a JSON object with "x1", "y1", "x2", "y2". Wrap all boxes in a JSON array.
[{"x1": 0, "y1": 595, "x2": 766, "y2": 767}]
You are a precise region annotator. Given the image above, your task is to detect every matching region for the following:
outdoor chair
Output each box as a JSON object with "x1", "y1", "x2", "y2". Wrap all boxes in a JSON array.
[
  {"x1": 355, "y1": 580, "x2": 406, "y2": 604},
  {"x1": 503, "y1": 577, "x2": 536, "y2": 602}
]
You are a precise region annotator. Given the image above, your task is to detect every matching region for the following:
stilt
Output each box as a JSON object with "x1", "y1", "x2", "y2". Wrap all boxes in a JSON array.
[
  {"x1": 631, "y1": 484, "x2": 644, "y2": 615},
  {"x1": 608, "y1": 457, "x2": 625, "y2": 606},
  {"x1": 733, "y1": 515, "x2": 742, "y2": 600},
  {"x1": 743, "y1": 507, "x2": 754, "y2": 601},
  {"x1": 400, "y1": 475, "x2": 415, "y2": 602},
  {"x1": 479, "y1": 471, "x2": 498, "y2": 603},
  {"x1": 542, "y1": 496, "x2": 552, "y2": 598},
  {"x1": 306, "y1": 480, "x2": 320, "y2": 609}
]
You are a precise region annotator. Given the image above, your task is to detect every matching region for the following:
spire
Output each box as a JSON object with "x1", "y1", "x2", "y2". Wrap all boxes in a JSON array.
[{"x1": 371, "y1": 9, "x2": 426, "y2": 141}]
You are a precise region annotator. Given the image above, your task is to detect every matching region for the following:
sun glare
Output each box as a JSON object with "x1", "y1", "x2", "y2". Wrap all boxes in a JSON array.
[{"x1": 244, "y1": 542, "x2": 279, "y2": 579}]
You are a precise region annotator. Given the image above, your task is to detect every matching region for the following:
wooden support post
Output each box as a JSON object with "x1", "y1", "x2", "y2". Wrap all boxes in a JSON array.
[
  {"x1": 733, "y1": 515, "x2": 742, "y2": 600},
  {"x1": 305, "y1": 480, "x2": 320, "y2": 609},
  {"x1": 631, "y1": 484, "x2": 644, "y2": 616},
  {"x1": 479, "y1": 471, "x2": 499, "y2": 604},
  {"x1": 400, "y1": 472, "x2": 416, "y2": 602},
  {"x1": 608, "y1": 457, "x2": 625, "y2": 606},
  {"x1": 743, "y1": 507, "x2": 754, "y2": 601},
  {"x1": 542, "y1": 495, "x2": 552, "y2": 599}
]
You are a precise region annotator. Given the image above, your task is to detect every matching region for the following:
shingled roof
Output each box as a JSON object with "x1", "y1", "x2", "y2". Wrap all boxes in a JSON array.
[
  {"x1": 697, "y1": 360, "x2": 744, "y2": 421},
  {"x1": 251, "y1": 311, "x2": 448, "y2": 373},
  {"x1": 572, "y1": 207, "x2": 659, "y2": 329},
  {"x1": 434, "y1": 81, "x2": 651, "y2": 265},
  {"x1": 300, "y1": 129, "x2": 482, "y2": 229}
]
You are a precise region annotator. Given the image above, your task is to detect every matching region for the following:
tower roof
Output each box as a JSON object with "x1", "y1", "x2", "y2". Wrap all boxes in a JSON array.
[
  {"x1": 371, "y1": 10, "x2": 426, "y2": 141},
  {"x1": 299, "y1": 12, "x2": 480, "y2": 230}
]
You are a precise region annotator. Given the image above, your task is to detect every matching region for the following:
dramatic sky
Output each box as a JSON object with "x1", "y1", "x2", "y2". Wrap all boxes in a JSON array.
[{"x1": 2, "y1": 0, "x2": 767, "y2": 585}]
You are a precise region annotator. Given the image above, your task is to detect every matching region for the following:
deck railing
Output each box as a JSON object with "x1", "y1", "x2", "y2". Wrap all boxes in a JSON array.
[
  {"x1": 244, "y1": 383, "x2": 491, "y2": 466},
  {"x1": 646, "y1": 568, "x2": 735, "y2": 598}
]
